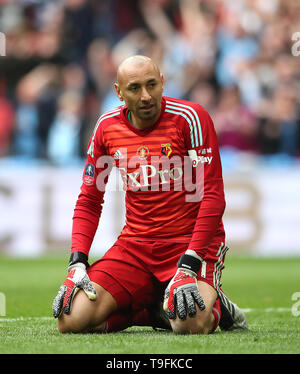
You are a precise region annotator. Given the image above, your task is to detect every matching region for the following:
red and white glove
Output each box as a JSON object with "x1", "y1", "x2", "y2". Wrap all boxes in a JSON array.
[
  {"x1": 163, "y1": 250, "x2": 205, "y2": 320},
  {"x1": 52, "y1": 252, "x2": 97, "y2": 318}
]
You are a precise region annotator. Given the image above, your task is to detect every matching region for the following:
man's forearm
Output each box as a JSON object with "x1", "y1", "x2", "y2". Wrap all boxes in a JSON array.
[
  {"x1": 71, "y1": 191, "x2": 104, "y2": 256},
  {"x1": 188, "y1": 183, "x2": 226, "y2": 258}
]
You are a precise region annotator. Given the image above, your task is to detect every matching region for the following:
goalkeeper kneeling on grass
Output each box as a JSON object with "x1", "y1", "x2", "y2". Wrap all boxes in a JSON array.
[{"x1": 52, "y1": 55, "x2": 248, "y2": 334}]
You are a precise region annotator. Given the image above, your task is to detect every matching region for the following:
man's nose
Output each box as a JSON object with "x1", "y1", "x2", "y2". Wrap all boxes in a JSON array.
[{"x1": 141, "y1": 87, "x2": 151, "y2": 101}]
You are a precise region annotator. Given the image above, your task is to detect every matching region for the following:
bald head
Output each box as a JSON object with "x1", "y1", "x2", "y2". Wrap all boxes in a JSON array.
[
  {"x1": 114, "y1": 55, "x2": 164, "y2": 129},
  {"x1": 116, "y1": 55, "x2": 161, "y2": 85}
]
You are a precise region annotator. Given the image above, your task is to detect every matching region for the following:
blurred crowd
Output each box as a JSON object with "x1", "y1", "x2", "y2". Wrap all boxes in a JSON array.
[{"x1": 0, "y1": 0, "x2": 299, "y2": 166}]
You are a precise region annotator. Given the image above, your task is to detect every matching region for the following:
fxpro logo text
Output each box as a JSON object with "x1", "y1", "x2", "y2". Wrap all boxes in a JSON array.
[{"x1": 94, "y1": 154, "x2": 205, "y2": 202}]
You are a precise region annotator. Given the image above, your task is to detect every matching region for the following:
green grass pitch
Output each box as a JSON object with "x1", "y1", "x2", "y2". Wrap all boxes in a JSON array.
[{"x1": 0, "y1": 254, "x2": 299, "y2": 355}]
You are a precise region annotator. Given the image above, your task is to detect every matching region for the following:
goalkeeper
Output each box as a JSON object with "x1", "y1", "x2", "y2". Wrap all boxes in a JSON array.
[{"x1": 53, "y1": 55, "x2": 247, "y2": 334}]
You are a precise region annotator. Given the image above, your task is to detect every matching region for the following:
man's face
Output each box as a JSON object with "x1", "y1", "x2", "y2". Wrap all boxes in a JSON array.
[{"x1": 115, "y1": 60, "x2": 164, "y2": 127}]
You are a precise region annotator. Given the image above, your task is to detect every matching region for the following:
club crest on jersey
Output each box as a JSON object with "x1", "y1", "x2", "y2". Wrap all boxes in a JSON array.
[
  {"x1": 136, "y1": 146, "x2": 149, "y2": 160},
  {"x1": 83, "y1": 163, "x2": 95, "y2": 186},
  {"x1": 161, "y1": 143, "x2": 172, "y2": 157}
]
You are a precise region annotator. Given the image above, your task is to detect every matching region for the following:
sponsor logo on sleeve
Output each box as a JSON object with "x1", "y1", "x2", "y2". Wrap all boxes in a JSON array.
[{"x1": 188, "y1": 149, "x2": 213, "y2": 167}]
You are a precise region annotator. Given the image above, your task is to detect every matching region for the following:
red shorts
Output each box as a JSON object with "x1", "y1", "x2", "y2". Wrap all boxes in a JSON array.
[{"x1": 87, "y1": 237, "x2": 228, "y2": 331}]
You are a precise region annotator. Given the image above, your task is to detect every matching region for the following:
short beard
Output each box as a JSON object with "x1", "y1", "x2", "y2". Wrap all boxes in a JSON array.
[
  {"x1": 138, "y1": 111, "x2": 157, "y2": 121},
  {"x1": 137, "y1": 104, "x2": 160, "y2": 121}
]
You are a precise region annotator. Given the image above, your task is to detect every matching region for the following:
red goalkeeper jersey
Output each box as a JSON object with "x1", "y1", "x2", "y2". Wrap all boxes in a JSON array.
[{"x1": 71, "y1": 96, "x2": 226, "y2": 260}]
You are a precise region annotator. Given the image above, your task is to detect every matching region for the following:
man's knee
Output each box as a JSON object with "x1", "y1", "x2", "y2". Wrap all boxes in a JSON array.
[
  {"x1": 170, "y1": 312, "x2": 215, "y2": 335},
  {"x1": 57, "y1": 290, "x2": 95, "y2": 333},
  {"x1": 57, "y1": 283, "x2": 117, "y2": 334},
  {"x1": 58, "y1": 313, "x2": 86, "y2": 334},
  {"x1": 58, "y1": 314, "x2": 107, "y2": 334},
  {"x1": 169, "y1": 280, "x2": 218, "y2": 335}
]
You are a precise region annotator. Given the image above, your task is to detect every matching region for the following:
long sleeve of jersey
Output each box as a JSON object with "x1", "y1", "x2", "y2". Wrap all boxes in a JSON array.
[
  {"x1": 71, "y1": 125, "x2": 110, "y2": 256},
  {"x1": 182, "y1": 106, "x2": 226, "y2": 259}
]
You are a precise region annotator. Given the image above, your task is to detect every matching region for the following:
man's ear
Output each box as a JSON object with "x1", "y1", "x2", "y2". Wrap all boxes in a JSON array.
[
  {"x1": 160, "y1": 73, "x2": 165, "y2": 92},
  {"x1": 114, "y1": 82, "x2": 123, "y2": 101}
]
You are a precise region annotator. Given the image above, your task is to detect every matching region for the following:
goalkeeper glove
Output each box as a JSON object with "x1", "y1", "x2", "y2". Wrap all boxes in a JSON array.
[
  {"x1": 52, "y1": 251, "x2": 97, "y2": 318},
  {"x1": 163, "y1": 250, "x2": 205, "y2": 320}
]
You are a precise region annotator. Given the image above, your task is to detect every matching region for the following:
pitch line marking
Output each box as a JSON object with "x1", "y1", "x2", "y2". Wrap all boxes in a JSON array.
[
  {"x1": 242, "y1": 307, "x2": 291, "y2": 313},
  {"x1": 0, "y1": 316, "x2": 53, "y2": 322},
  {"x1": 0, "y1": 308, "x2": 293, "y2": 322}
]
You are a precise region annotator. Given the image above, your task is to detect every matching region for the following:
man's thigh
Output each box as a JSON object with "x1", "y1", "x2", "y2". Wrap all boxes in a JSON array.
[{"x1": 87, "y1": 241, "x2": 162, "y2": 311}]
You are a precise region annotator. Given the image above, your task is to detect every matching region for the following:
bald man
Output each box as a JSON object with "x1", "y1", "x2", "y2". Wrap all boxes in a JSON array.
[
  {"x1": 53, "y1": 55, "x2": 247, "y2": 335},
  {"x1": 115, "y1": 56, "x2": 163, "y2": 127}
]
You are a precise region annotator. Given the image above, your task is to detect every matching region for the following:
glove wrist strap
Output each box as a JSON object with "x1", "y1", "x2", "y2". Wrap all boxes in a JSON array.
[
  {"x1": 69, "y1": 251, "x2": 89, "y2": 269},
  {"x1": 177, "y1": 252, "x2": 201, "y2": 274}
]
